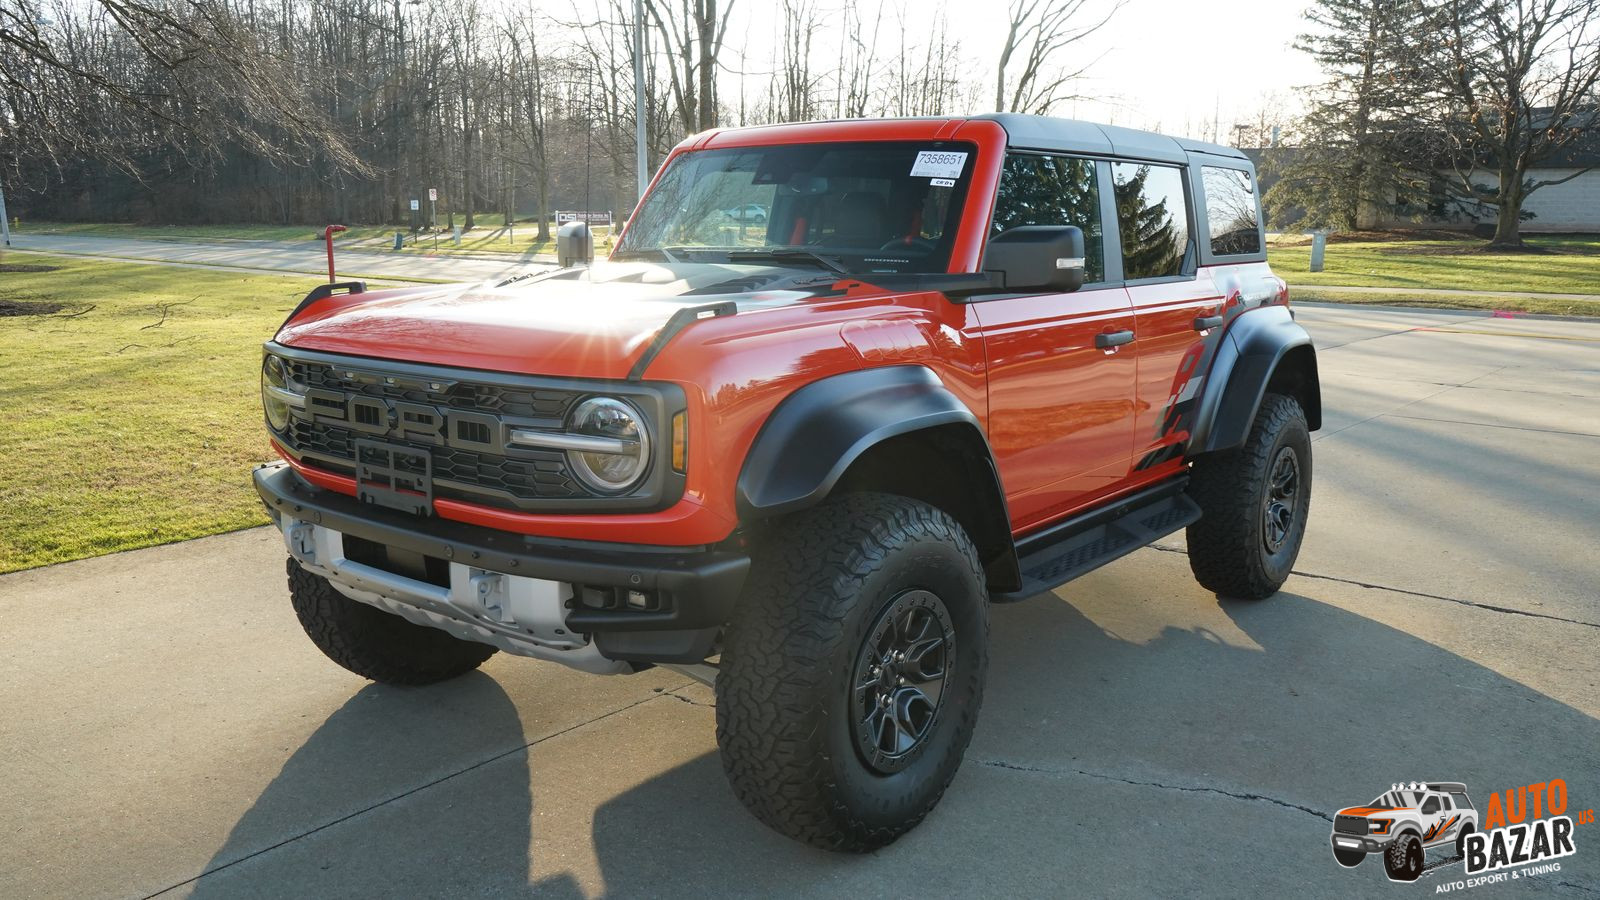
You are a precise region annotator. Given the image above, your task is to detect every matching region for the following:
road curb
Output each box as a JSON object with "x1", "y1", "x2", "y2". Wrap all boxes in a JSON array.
[{"x1": 1292, "y1": 299, "x2": 1600, "y2": 324}]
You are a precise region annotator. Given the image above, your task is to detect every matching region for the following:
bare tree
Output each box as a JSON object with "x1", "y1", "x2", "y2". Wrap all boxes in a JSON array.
[
  {"x1": 776, "y1": 0, "x2": 821, "y2": 121},
  {"x1": 835, "y1": 0, "x2": 883, "y2": 118},
  {"x1": 645, "y1": 0, "x2": 736, "y2": 134},
  {"x1": 1428, "y1": 0, "x2": 1600, "y2": 247},
  {"x1": 994, "y1": 0, "x2": 1122, "y2": 114},
  {"x1": 505, "y1": 10, "x2": 554, "y2": 240}
]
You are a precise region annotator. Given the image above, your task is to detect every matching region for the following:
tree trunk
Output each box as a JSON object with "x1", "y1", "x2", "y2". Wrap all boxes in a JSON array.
[
  {"x1": 697, "y1": 0, "x2": 718, "y2": 130},
  {"x1": 535, "y1": 171, "x2": 550, "y2": 242},
  {"x1": 1489, "y1": 166, "x2": 1524, "y2": 248}
]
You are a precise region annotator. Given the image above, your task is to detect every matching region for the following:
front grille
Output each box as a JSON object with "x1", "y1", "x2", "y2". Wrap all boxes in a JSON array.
[
  {"x1": 1335, "y1": 815, "x2": 1370, "y2": 835},
  {"x1": 277, "y1": 358, "x2": 593, "y2": 509},
  {"x1": 286, "y1": 358, "x2": 581, "y2": 422}
]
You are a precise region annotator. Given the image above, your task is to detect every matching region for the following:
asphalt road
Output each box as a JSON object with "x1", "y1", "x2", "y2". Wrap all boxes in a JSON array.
[
  {"x1": 3, "y1": 304, "x2": 1598, "y2": 899},
  {"x1": 5, "y1": 233, "x2": 550, "y2": 283}
]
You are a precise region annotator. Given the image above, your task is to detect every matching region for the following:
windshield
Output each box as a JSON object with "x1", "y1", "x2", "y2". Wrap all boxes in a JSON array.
[{"x1": 616, "y1": 141, "x2": 977, "y2": 275}]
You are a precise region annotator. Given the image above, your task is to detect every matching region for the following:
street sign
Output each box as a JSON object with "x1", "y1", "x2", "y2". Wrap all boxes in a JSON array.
[
  {"x1": 410, "y1": 199, "x2": 420, "y2": 211},
  {"x1": 556, "y1": 210, "x2": 612, "y2": 225},
  {"x1": 428, "y1": 188, "x2": 438, "y2": 202}
]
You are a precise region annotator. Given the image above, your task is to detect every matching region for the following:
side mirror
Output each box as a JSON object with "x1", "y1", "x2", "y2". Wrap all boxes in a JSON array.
[
  {"x1": 983, "y1": 225, "x2": 1086, "y2": 293},
  {"x1": 557, "y1": 221, "x2": 593, "y2": 267}
]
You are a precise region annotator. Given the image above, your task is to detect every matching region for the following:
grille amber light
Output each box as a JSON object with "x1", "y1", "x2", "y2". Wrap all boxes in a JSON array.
[{"x1": 672, "y1": 411, "x2": 687, "y2": 473}]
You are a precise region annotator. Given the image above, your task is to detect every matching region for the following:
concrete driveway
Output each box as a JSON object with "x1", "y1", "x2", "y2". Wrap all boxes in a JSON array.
[{"x1": 2, "y1": 304, "x2": 1597, "y2": 898}]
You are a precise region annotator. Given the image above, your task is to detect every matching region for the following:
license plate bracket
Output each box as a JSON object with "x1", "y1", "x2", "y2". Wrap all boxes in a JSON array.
[{"x1": 354, "y1": 438, "x2": 434, "y2": 516}]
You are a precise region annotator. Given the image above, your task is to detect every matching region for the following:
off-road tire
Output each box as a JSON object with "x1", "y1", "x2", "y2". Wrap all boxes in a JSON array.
[
  {"x1": 1385, "y1": 834, "x2": 1424, "y2": 882},
  {"x1": 1455, "y1": 822, "x2": 1475, "y2": 860},
  {"x1": 1332, "y1": 846, "x2": 1366, "y2": 868},
  {"x1": 287, "y1": 558, "x2": 496, "y2": 685},
  {"x1": 1186, "y1": 392, "x2": 1312, "y2": 599},
  {"x1": 715, "y1": 493, "x2": 989, "y2": 852}
]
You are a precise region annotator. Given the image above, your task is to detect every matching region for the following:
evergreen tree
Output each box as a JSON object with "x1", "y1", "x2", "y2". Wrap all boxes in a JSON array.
[{"x1": 1264, "y1": 0, "x2": 1437, "y2": 230}]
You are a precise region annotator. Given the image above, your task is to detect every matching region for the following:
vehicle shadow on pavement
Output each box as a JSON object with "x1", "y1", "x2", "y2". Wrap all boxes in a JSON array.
[
  {"x1": 175, "y1": 572, "x2": 1597, "y2": 896},
  {"x1": 185, "y1": 672, "x2": 540, "y2": 898},
  {"x1": 561, "y1": 579, "x2": 1598, "y2": 897}
]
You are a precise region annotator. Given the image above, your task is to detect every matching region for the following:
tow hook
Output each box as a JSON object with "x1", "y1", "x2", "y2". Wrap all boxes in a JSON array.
[{"x1": 287, "y1": 520, "x2": 317, "y2": 565}]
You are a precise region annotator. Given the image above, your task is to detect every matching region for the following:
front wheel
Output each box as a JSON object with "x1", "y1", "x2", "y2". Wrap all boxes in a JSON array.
[
  {"x1": 1186, "y1": 392, "x2": 1312, "y2": 600},
  {"x1": 287, "y1": 558, "x2": 496, "y2": 685},
  {"x1": 1385, "y1": 834, "x2": 1424, "y2": 882},
  {"x1": 715, "y1": 493, "x2": 989, "y2": 852}
]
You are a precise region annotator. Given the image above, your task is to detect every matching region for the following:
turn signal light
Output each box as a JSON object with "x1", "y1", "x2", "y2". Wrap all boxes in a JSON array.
[{"x1": 671, "y1": 410, "x2": 687, "y2": 473}]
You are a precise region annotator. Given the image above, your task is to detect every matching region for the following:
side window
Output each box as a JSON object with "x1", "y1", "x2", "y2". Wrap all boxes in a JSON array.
[
  {"x1": 1111, "y1": 162, "x2": 1190, "y2": 280},
  {"x1": 1422, "y1": 797, "x2": 1440, "y2": 815},
  {"x1": 1202, "y1": 166, "x2": 1262, "y2": 256},
  {"x1": 1451, "y1": 793, "x2": 1473, "y2": 809},
  {"x1": 992, "y1": 153, "x2": 1106, "y2": 284}
]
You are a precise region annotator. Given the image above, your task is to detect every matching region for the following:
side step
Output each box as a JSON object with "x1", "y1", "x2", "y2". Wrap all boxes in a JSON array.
[{"x1": 992, "y1": 480, "x2": 1201, "y2": 603}]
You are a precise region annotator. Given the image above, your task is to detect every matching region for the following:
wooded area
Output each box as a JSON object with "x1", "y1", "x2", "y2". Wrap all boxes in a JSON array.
[{"x1": 0, "y1": 0, "x2": 1115, "y2": 235}]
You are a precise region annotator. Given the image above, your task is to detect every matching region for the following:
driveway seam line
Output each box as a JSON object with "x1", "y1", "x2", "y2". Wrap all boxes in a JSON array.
[
  {"x1": 972, "y1": 758, "x2": 1331, "y2": 822},
  {"x1": 1383, "y1": 413, "x2": 1600, "y2": 439},
  {"x1": 1310, "y1": 363, "x2": 1511, "y2": 443},
  {"x1": 138, "y1": 682, "x2": 692, "y2": 898},
  {"x1": 1146, "y1": 545, "x2": 1600, "y2": 630}
]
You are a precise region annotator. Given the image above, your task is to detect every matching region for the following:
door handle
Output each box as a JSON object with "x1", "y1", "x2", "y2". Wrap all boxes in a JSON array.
[
  {"x1": 1193, "y1": 315, "x2": 1224, "y2": 331},
  {"x1": 1095, "y1": 329, "x2": 1135, "y2": 349}
]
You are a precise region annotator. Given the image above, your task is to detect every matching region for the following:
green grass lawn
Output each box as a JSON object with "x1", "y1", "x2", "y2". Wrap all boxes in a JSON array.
[
  {"x1": 17, "y1": 215, "x2": 618, "y2": 259},
  {"x1": 0, "y1": 254, "x2": 322, "y2": 573},
  {"x1": 1269, "y1": 233, "x2": 1600, "y2": 295}
]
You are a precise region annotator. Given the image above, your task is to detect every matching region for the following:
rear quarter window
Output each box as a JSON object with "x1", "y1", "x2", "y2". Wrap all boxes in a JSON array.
[
  {"x1": 1202, "y1": 166, "x2": 1262, "y2": 256},
  {"x1": 1111, "y1": 162, "x2": 1190, "y2": 280}
]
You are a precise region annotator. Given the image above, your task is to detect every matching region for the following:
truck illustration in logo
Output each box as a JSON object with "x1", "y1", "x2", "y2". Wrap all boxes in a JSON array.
[{"x1": 1331, "y1": 782, "x2": 1480, "y2": 881}]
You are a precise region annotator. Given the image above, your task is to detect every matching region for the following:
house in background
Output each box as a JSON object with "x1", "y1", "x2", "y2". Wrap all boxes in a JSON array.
[{"x1": 1247, "y1": 119, "x2": 1600, "y2": 233}]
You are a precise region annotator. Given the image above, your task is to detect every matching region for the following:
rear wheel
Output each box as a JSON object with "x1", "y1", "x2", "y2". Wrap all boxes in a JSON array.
[
  {"x1": 1186, "y1": 392, "x2": 1312, "y2": 599},
  {"x1": 715, "y1": 493, "x2": 989, "y2": 852},
  {"x1": 1455, "y1": 822, "x2": 1475, "y2": 859},
  {"x1": 287, "y1": 558, "x2": 496, "y2": 685}
]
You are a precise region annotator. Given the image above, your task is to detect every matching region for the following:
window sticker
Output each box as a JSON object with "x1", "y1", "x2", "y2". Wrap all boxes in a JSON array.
[
  {"x1": 929, "y1": 177, "x2": 956, "y2": 187},
  {"x1": 910, "y1": 150, "x2": 968, "y2": 178}
]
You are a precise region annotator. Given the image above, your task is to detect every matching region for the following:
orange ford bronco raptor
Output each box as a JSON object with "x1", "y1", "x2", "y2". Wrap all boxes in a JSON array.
[{"x1": 254, "y1": 114, "x2": 1320, "y2": 851}]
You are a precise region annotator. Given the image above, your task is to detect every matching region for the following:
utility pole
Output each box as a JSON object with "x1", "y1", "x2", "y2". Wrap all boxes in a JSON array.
[{"x1": 633, "y1": 0, "x2": 649, "y2": 205}]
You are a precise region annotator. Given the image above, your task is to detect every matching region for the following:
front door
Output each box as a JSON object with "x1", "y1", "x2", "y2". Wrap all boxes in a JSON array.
[{"x1": 975, "y1": 153, "x2": 1137, "y2": 531}]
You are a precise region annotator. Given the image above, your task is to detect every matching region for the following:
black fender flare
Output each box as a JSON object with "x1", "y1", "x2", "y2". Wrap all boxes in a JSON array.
[
  {"x1": 1189, "y1": 305, "x2": 1321, "y2": 455},
  {"x1": 736, "y1": 365, "x2": 995, "y2": 519}
]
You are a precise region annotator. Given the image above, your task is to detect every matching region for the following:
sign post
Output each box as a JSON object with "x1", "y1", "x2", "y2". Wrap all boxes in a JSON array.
[
  {"x1": 409, "y1": 198, "x2": 420, "y2": 247},
  {"x1": 1310, "y1": 230, "x2": 1328, "y2": 273},
  {"x1": 428, "y1": 187, "x2": 438, "y2": 249}
]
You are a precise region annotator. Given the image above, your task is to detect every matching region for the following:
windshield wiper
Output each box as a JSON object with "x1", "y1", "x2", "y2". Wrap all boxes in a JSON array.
[
  {"x1": 725, "y1": 248, "x2": 848, "y2": 276},
  {"x1": 612, "y1": 247, "x2": 683, "y2": 263}
]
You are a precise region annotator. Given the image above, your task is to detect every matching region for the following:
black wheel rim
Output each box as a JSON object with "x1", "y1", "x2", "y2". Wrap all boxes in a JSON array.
[
  {"x1": 1262, "y1": 445, "x2": 1302, "y2": 554},
  {"x1": 849, "y1": 589, "x2": 953, "y2": 774}
]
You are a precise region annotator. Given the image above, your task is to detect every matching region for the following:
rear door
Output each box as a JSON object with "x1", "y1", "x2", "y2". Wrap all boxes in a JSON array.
[
  {"x1": 973, "y1": 153, "x2": 1137, "y2": 531},
  {"x1": 1112, "y1": 161, "x2": 1228, "y2": 475}
]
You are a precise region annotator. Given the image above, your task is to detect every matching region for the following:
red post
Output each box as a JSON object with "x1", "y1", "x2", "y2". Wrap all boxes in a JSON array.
[{"x1": 323, "y1": 225, "x2": 348, "y2": 283}]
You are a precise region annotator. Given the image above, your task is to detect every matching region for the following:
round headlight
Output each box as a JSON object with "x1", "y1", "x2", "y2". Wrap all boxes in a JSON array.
[
  {"x1": 566, "y1": 396, "x2": 650, "y2": 494},
  {"x1": 261, "y1": 355, "x2": 290, "y2": 432}
]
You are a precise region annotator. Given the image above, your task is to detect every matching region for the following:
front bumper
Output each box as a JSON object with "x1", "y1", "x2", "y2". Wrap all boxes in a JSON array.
[
  {"x1": 254, "y1": 462, "x2": 750, "y2": 668},
  {"x1": 1330, "y1": 833, "x2": 1392, "y2": 854}
]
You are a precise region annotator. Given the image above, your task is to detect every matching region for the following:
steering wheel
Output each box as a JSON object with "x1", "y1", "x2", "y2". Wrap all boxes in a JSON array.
[{"x1": 879, "y1": 237, "x2": 936, "y2": 253}]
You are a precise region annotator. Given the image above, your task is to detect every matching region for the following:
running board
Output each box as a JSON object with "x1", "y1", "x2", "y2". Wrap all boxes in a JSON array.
[{"x1": 992, "y1": 480, "x2": 1201, "y2": 603}]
